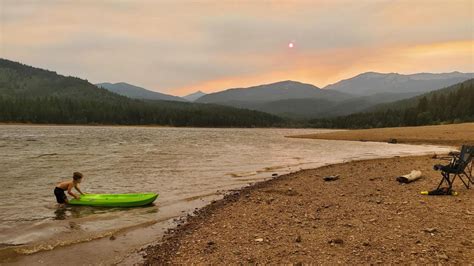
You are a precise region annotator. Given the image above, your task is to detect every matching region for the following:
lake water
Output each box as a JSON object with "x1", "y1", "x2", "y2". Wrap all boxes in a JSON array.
[{"x1": 0, "y1": 125, "x2": 452, "y2": 263}]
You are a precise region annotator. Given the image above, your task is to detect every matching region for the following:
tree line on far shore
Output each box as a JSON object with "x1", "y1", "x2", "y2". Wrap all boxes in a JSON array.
[
  {"x1": 0, "y1": 96, "x2": 286, "y2": 127},
  {"x1": 0, "y1": 58, "x2": 284, "y2": 127}
]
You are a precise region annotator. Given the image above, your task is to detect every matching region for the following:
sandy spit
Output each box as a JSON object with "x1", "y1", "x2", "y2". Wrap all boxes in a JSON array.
[{"x1": 290, "y1": 122, "x2": 474, "y2": 147}]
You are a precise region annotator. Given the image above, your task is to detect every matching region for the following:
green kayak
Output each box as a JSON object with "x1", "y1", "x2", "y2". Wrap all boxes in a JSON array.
[{"x1": 68, "y1": 193, "x2": 159, "y2": 207}]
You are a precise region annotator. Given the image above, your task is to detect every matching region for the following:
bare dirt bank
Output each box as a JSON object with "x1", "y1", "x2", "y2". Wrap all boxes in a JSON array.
[
  {"x1": 143, "y1": 155, "x2": 474, "y2": 264},
  {"x1": 290, "y1": 123, "x2": 474, "y2": 147}
]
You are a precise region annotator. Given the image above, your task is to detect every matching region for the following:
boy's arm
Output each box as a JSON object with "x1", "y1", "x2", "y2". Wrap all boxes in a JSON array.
[
  {"x1": 75, "y1": 184, "x2": 85, "y2": 195},
  {"x1": 67, "y1": 184, "x2": 80, "y2": 199}
]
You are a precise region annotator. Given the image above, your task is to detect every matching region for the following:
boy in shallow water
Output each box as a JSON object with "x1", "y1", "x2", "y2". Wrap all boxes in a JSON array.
[{"x1": 54, "y1": 172, "x2": 85, "y2": 206}]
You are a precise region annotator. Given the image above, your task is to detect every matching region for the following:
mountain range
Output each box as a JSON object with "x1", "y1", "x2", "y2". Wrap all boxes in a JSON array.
[
  {"x1": 97, "y1": 72, "x2": 472, "y2": 119},
  {"x1": 2, "y1": 57, "x2": 472, "y2": 126},
  {"x1": 190, "y1": 72, "x2": 472, "y2": 118}
]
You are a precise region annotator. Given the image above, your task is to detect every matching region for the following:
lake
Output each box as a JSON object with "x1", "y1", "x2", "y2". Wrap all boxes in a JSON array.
[{"x1": 0, "y1": 125, "x2": 452, "y2": 264}]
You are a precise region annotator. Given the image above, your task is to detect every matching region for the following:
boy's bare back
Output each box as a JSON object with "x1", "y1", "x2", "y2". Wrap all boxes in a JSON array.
[{"x1": 56, "y1": 180, "x2": 74, "y2": 191}]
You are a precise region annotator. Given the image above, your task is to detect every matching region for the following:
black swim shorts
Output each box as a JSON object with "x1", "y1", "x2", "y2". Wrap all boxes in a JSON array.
[{"x1": 54, "y1": 187, "x2": 67, "y2": 203}]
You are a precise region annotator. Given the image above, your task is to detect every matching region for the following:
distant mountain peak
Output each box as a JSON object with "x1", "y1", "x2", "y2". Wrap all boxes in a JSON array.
[
  {"x1": 183, "y1": 90, "x2": 207, "y2": 102},
  {"x1": 265, "y1": 80, "x2": 312, "y2": 87},
  {"x1": 116, "y1": 82, "x2": 133, "y2": 86}
]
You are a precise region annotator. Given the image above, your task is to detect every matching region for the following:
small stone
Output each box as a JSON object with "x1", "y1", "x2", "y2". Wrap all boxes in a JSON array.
[
  {"x1": 423, "y1": 228, "x2": 438, "y2": 233},
  {"x1": 109, "y1": 235, "x2": 116, "y2": 240},
  {"x1": 295, "y1": 235, "x2": 302, "y2": 243},
  {"x1": 254, "y1": 238, "x2": 264, "y2": 242},
  {"x1": 363, "y1": 241, "x2": 370, "y2": 246},
  {"x1": 207, "y1": 241, "x2": 215, "y2": 246},
  {"x1": 328, "y1": 238, "x2": 344, "y2": 245},
  {"x1": 438, "y1": 253, "x2": 449, "y2": 260}
]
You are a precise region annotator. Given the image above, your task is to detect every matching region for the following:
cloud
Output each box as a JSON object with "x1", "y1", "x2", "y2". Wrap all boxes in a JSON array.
[{"x1": 1, "y1": 0, "x2": 473, "y2": 95}]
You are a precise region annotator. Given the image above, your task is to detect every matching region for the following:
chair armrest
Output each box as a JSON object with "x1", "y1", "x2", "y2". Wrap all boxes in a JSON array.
[{"x1": 435, "y1": 156, "x2": 454, "y2": 161}]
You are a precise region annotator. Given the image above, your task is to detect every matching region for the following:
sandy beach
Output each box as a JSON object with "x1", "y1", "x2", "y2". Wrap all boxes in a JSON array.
[
  {"x1": 291, "y1": 123, "x2": 474, "y2": 147},
  {"x1": 142, "y1": 124, "x2": 474, "y2": 264}
]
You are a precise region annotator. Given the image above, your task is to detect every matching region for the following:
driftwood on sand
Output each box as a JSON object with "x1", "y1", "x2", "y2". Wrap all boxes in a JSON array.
[
  {"x1": 396, "y1": 170, "x2": 422, "y2": 183},
  {"x1": 323, "y1": 175, "x2": 340, "y2": 181}
]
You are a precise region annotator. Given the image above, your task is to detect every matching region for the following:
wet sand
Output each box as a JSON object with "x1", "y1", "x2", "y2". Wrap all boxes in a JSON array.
[
  {"x1": 142, "y1": 124, "x2": 474, "y2": 264},
  {"x1": 291, "y1": 122, "x2": 474, "y2": 147}
]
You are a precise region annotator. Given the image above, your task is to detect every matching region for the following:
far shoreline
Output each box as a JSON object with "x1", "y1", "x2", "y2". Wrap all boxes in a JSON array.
[
  {"x1": 289, "y1": 122, "x2": 474, "y2": 147},
  {"x1": 0, "y1": 122, "x2": 340, "y2": 131}
]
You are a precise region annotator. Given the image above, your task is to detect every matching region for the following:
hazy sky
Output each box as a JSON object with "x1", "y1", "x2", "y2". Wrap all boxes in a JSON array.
[{"x1": 1, "y1": 0, "x2": 473, "y2": 96}]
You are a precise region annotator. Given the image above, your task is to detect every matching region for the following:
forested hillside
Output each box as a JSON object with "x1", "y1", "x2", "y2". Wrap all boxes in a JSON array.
[
  {"x1": 309, "y1": 79, "x2": 474, "y2": 129},
  {"x1": 0, "y1": 59, "x2": 283, "y2": 127}
]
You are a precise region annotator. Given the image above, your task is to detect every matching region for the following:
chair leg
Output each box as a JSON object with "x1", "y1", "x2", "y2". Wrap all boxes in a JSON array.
[
  {"x1": 437, "y1": 172, "x2": 451, "y2": 190},
  {"x1": 448, "y1": 174, "x2": 455, "y2": 191},
  {"x1": 437, "y1": 174, "x2": 447, "y2": 190},
  {"x1": 460, "y1": 172, "x2": 471, "y2": 189}
]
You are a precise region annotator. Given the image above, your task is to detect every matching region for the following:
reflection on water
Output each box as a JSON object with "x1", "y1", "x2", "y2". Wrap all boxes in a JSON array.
[
  {"x1": 0, "y1": 125, "x2": 452, "y2": 255},
  {"x1": 53, "y1": 208, "x2": 68, "y2": 220},
  {"x1": 53, "y1": 204, "x2": 159, "y2": 221}
]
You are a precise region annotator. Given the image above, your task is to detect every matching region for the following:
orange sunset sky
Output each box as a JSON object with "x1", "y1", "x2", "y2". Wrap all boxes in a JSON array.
[{"x1": 1, "y1": 0, "x2": 473, "y2": 96}]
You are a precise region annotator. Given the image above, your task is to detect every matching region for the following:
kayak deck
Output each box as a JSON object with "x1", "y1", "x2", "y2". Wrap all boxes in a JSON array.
[{"x1": 69, "y1": 193, "x2": 159, "y2": 207}]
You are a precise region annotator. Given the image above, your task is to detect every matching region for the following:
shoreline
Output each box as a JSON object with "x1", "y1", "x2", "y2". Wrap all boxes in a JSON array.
[
  {"x1": 140, "y1": 124, "x2": 474, "y2": 264},
  {"x1": 142, "y1": 154, "x2": 473, "y2": 264},
  {"x1": 289, "y1": 122, "x2": 474, "y2": 147},
  {"x1": 0, "y1": 122, "x2": 171, "y2": 128},
  {"x1": 0, "y1": 122, "x2": 306, "y2": 130}
]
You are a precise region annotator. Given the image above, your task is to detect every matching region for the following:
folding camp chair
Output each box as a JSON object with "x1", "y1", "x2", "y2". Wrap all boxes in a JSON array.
[{"x1": 434, "y1": 145, "x2": 474, "y2": 191}]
